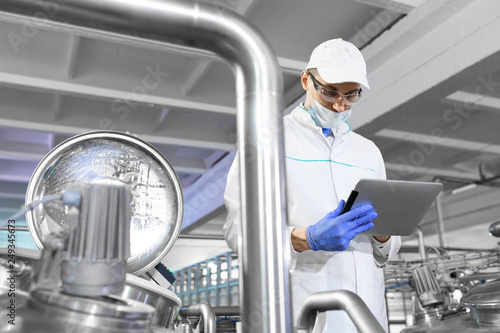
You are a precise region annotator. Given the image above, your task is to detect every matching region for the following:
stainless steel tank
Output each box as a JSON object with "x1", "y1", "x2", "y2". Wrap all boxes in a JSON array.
[
  {"x1": 0, "y1": 288, "x2": 157, "y2": 333},
  {"x1": 401, "y1": 267, "x2": 500, "y2": 333},
  {"x1": 0, "y1": 249, "x2": 182, "y2": 330},
  {"x1": 119, "y1": 274, "x2": 182, "y2": 329},
  {"x1": 0, "y1": 183, "x2": 163, "y2": 333},
  {"x1": 461, "y1": 281, "x2": 500, "y2": 326},
  {"x1": 0, "y1": 131, "x2": 185, "y2": 332}
]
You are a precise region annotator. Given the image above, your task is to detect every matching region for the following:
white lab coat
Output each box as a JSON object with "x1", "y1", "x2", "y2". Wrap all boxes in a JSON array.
[{"x1": 224, "y1": 105, "x2": 401, "y2": 333}]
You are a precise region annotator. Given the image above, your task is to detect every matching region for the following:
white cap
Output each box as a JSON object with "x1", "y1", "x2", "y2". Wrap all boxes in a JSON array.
[{"x1": 306, "y1": 38, "x2": 370, "y2": 89}]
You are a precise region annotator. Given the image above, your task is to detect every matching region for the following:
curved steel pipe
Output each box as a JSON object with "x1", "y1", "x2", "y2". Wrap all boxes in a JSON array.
[
  {"x1": 179, "y1": 303, "x2": 217, "y2": 333},
  {"x1": 0, "y1": 1, "x2": 291, "y2": 332},
  {"x1": 296, "y1": 290, "x2": 385, "y2": 333}
]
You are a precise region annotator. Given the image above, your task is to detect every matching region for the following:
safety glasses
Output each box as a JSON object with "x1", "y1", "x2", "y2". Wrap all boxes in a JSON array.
[{"x1": 308, "y1": 72, "x2": 362, "y2": 105}]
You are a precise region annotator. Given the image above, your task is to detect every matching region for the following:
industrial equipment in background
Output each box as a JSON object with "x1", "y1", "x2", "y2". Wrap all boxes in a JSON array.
[{"x1": 384, "y1": 223, "x2": 500, "y2": 333}]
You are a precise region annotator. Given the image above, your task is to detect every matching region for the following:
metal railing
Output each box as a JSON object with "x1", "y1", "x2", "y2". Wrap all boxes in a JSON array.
[{"x1": 174, "y1": 252, "x2": 239, "y2": 307}]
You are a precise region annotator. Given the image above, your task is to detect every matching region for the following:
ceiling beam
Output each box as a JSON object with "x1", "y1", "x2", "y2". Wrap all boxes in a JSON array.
[
  {"x1": 444, "y1": 90, "x2": 500, "y2": 113},
  {"x1": 0, "y1": 160, "x2": 36, "y2": 183},
  {"x1": 182, "y1": 151, "x2": 236, "y2": 231},
  {"x1": 64, "y1": 35, "x2": 82, "y2": 79},
  {"x1": 0, "y1": 109, "x2": 235, "y2": 151},
  {"x1": 181, "y1": 60, "x2": 211, "y2": 96},
  {"x1": 0, "y1": 197, "x2": 25, "y2": 213},
  {"x1": 348, "y1": 8, "x2": 404, "y2": 49},
  {"x1": 152, "y1": 108, "x2": 170, "y2": 132},
  {"x1": 0, "y1": 140, "x2": 49, "y2": 160},
  {"x1": 0, "y1": 181, "x2": 27, "y2": 200},
  {"x1": 181, "y1": 0, "x2": 259, "y2": 96},
  {"x1": 352, "y1": 0, "x2": 428, "y2": 14},
  {"x1": 348, "y1": 0, "x2": 427, "y2": 14},
  {"x1": 417, "y1": 186, "x2": 500, "y2": 238},
  {"x1": 0, "y1": 71, "x2": 237, "y2": 115},
  {"x1": 385, "y1": 162, "x2": 480, "y2": 180},
  {"x1": 52, "y1": 94, "x2": 64, "y2": 121},
  {"x1": 376, "y1": 129, "x2": 500, "y2": 155},
  {"x1": 277, "y1": 57, "x2": 308, "y2": 75},
  {"x1": 0, "y1": 144, "x2": 207, "y2": 179},
  {"x1": 361, "y1": 0, "x2": 474, "y2": 72},
  {"x1": 350, "y1": 0, "x2": 500, "y2": 131}
]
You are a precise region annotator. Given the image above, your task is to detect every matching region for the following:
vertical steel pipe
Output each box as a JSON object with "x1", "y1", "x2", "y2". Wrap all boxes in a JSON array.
[
  {"x1": 434, "y1": 193, "x2": 447, "y2": 248},
  {"x1": 415, "y1": 228, "x2": 427, "y2": 260},
  {"x1": 0, "y1": 1, "x2": 291, "y2": 332}
]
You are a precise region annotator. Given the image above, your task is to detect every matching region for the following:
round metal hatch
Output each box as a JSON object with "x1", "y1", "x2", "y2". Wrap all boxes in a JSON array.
[
  {"x1": 25, "y1": 131, "x2": 184, "y2": 275},
  {"x1": 461, "y1": 280, "x2": 500, "y2": 325}
]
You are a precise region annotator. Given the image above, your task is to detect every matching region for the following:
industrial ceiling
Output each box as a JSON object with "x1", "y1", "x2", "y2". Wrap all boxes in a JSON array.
[{"x1": 0, "y1": 0, "x2": 499, "y2": 270}]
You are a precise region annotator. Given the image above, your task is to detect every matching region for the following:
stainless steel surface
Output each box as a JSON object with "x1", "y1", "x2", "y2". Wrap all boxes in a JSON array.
[
  {"x1": 411, "y1": 292, "x2": 451, "y2": 325},
  {"x1": 151, "y1": 327, "x2": 178, "y2": 333},
  {"x1": 2, "y1": 290, "x2": 155, "y2": 333},
  {"x1": 63, "y1": 184, "x2": 131, "y2": 296},
  {"x1": 24, "y1": 131, "x2": 184, "y2": 276},
  {"x1": 400, "y1": 311, "x2": 500, "y2": 333},
  {"x1": 0, "y1": 286, "x2": 30, "y2": 331},
  {"x1": 295, "y1": 290, "x2": 385, "y2": 333},
  {"x1": 120, "y1": 274, "x2": 182, "y2": 329},
  {"x1": 0, "y1": 1, "x2": 290, "y2": 332},
  {"x1": 213, "y1": 306, "x2": 240, "y2": 316},
  {"x1": 0, "y1": 249, "x2": 181, "y2": 330},
  {"x1": 458, "y1": 272, "x2": 500, "y2": 282},
  {"x1": 461, "y1": 281, "x2": 500, "y2": 325},
  {"x1": 179, "y1": 303, "x2": 217, "y2": 333},
  {"x1": 413, "y1": 266, "x2": 444, "y2": 307},
  {"x1": 32, "y1": 289, "x2": 154, "y2": 320},
  {"x1": 0, "y1": 248, "x2": 39, "y2": 292},
  {"x1": 435, "y1": 192, "x2": 447, "y2": 248},
  {"x1": 32, "y1": 233, "x2": 65, "y2": 291},
  {"x1": 180, "y1": 323, "x2": 193, "y2": 333},
  {"x1": 415, "y1": 228, "x2": 427, "y2": 260},
  {"x1": 490, "y1": 221, "x2": 500, "y2": 237},
  {"x1": 0, "y1": 226, "x2": 29, "y2": 231}
]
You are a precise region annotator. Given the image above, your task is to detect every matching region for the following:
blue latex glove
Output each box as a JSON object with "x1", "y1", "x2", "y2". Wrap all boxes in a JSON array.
[{"x1": 306, "y1": 200, "x2": 377, "y2": 252}]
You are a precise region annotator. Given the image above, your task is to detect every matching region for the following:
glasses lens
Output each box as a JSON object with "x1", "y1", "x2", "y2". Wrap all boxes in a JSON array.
[
  {"x1": 319, "y1": 88, "x2": 340, "y2": 100},
  {"x1": 344, "y1": 92, "x2": 361, "y2": 104},
  {"x1": 309, "y1": 72, "x2": 362, "y2": 105}
]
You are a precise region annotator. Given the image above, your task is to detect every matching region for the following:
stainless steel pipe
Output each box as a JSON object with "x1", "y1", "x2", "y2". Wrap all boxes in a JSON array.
[
  {"x1": 179, "y1": 303, "x2": 217, "y2": 333},
  {"x1": 435, "y1": 193, "x2": 447, "y2": 248},
  {"x1": 212, "y1": 306, "x2": 240, "y2": 316},
  {"x1": 415, "y1": 228, "x2": 427, "y2": 260},
  {"x1": 0, "y1": 1, "x2": 291, "y2": 332},
  {"x1": 296, "y1": 290, "x2": 385, "y2": 333}
]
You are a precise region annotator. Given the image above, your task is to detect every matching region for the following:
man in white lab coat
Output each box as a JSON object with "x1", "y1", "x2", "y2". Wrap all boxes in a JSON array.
[{"x1": 223, "y1": 39, "x2": 401, "y2": 332}]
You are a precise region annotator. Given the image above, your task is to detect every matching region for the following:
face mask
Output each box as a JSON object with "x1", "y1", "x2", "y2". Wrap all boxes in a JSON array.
[{"x1": 306, "y1": 99, "x2": 351, "y2": 129}]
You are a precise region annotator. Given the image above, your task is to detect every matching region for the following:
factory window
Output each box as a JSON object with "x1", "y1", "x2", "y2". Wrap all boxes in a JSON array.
[{"x1": 173, "y1": 251, "x2": 239, "y2": 307}]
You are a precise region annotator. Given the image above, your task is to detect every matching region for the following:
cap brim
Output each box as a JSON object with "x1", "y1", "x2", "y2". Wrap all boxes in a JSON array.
[{"x1": 317, "y1": 67, "x2": 370, "y2": 89}]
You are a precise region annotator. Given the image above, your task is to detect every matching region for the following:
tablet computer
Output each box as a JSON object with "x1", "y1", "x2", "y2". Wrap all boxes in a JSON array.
[{"x1": 340, "y1": 179, "x2": 443, "y2": 236}]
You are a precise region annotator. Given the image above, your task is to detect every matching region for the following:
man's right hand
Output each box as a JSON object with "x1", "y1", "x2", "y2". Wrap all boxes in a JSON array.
[{"x1": 304, "y1": 200, "x2": 377, "y2": 252}]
